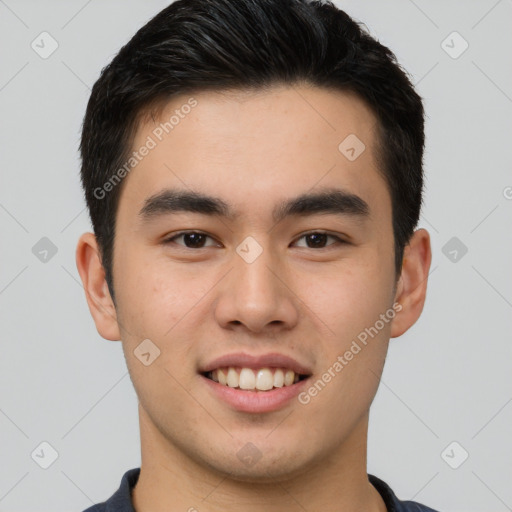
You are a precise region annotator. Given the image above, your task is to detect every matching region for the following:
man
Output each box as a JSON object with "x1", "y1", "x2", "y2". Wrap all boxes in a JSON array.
[{"x1": 76, "y1": 0, "x2": 436, "y2": 510}]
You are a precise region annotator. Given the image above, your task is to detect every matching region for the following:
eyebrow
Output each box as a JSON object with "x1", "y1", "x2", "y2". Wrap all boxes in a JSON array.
[{"x1": 138, "y1": 187, "x2": 370, "y2": 224}]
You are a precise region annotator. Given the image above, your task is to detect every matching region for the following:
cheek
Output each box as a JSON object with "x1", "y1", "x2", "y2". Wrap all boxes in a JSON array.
[
  {"x1": 296, "y1": 266, "x2": 393, "y2": 427},
  {"x1": 115, "y1": 252, "x2": 197, "y2": 334},
  {"x1": 114, "y1": 255, "x2": 218, "y2": 378},
  {"x1": 114, "y1": 259, "x2": 200, "y2": 403},
  {"x1": 298, "y1": 261, "x2": 393, "y2": 341}
]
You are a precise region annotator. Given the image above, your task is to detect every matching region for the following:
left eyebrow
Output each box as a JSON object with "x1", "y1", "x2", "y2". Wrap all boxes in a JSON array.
[
  {"x1": 272, "y1": 187, "x2": 370, "y2": 223},
  {"x1": 138, "y1": 186, "x2": 370, "y2": 224}
]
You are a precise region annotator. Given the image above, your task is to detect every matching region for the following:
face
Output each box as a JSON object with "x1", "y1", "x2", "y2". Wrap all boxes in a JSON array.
[{"x1": 93, "y1": 85, "x2": 406, "y2": 480}]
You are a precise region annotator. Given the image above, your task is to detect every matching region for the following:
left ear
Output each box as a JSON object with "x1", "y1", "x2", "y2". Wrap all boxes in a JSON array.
[{"x1": 390, "y1": 228, "x2": 432, "y2": 338}]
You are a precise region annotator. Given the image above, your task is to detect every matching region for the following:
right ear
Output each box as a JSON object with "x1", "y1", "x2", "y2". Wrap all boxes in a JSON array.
[{"x1": 75, "y1": 232, "x2": 121, "y2": 341}]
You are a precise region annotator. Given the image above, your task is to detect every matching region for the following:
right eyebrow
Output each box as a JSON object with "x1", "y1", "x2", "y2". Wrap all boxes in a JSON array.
[{"x1": 139, "y1": 189, "x2": 235, "y2": 221}]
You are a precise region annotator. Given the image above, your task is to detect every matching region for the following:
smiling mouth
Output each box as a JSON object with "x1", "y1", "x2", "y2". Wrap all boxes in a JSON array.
[{"x1": 203, "y1": 367, "x2": 310, "y2": 392}]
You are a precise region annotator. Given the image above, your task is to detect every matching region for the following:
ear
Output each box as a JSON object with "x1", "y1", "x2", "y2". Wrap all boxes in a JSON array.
[
  {"x1": 76, "y1": 232, "x2": 121, "y2": 341},
  {"x1": 390, "y1": 228, "x2": 432, "y2": 338}
]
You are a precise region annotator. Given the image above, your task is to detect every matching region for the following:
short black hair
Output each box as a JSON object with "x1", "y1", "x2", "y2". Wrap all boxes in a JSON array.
[{"x1": 80, "y1": 0, "x2": 425, "y2": 301}]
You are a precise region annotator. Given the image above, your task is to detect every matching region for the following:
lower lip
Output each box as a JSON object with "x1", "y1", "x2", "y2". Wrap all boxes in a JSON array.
[{"x1": 200, "y1": 374, "x2": 310, "y2": 413}]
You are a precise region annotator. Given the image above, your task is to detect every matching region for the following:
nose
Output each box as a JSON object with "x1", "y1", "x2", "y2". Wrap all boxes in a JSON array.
[{"x1": 213, "y1": 240, "x2": 300, "y2": 335}]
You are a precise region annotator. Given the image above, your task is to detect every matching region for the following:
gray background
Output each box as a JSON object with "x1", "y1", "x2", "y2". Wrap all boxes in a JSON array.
[{"x1": 1, "y1": 1, "x2": 511, "y2": 511}]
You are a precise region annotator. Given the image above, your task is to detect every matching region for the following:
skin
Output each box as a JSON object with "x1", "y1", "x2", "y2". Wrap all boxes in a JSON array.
[{"x1": 76, "y1": 84, "x2": 431, "y2": 512}]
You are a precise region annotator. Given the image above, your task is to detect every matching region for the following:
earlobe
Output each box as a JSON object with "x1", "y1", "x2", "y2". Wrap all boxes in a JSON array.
[
  {"x1": 75, "y1": 232, "x2": 121, "y2": 341},
  {"x1": 390, "y1": 228, "x2": 432, "y2": 338}
]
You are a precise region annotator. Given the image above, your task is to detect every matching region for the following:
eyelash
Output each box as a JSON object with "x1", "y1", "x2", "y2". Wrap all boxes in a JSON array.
[{"x1": 162, "y1": 230, "x2": 347, "y2": 250}]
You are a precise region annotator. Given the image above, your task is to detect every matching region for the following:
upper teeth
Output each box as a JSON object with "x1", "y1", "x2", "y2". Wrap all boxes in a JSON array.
[{"x1": 210, "y1": 367, "x2": 300, "y2": 391}]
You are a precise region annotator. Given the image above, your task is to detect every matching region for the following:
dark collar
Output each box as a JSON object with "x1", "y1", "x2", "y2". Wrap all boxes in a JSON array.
[{"x1": 82, "y1": 467, "x2": 439, "y2": 512}]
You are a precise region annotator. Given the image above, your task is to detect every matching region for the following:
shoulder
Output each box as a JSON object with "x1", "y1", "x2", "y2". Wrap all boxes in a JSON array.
[
  {"x1": 81, "y1": 468, "x2": 141, "y2": 512},
  {"x1": 368, "y1": 474, "x2": 441, "y2": 512}
]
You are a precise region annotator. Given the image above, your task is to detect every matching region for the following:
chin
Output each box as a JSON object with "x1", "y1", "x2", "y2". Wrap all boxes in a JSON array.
[
  {"x1": 197, "y1": 444, "x2": 317, "y2": 484},
  {"x1": 211, "y1": 461, "x2": 306, "y2": 484}
]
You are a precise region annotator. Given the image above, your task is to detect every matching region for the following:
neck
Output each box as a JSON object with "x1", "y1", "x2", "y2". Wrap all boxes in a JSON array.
[{"x1": 132, "y1": 407, "x2": 387, "y2": 512}]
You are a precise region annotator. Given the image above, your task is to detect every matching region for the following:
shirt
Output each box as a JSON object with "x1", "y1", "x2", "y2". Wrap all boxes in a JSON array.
[{"x1": 82, "y1": 467, "x2": 440, "y2": 512}]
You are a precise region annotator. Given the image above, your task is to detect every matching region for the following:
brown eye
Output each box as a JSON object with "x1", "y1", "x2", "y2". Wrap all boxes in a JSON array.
[
  {"x1": 164, "y1": 231, "x2": 218, "y2": 249},
  {"x1": 293, "y1": 232, "x2": 344, "y2": 249}
]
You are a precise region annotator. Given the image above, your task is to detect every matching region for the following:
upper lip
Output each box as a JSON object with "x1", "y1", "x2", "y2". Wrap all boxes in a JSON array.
[{"x1": 199, "y1": 352, "x2": 312, "y2": 376}]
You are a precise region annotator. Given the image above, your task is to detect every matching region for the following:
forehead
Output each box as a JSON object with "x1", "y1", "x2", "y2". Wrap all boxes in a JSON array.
[{"x1": 119, "y1": 85, "x2": 390, "y2": 223}]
